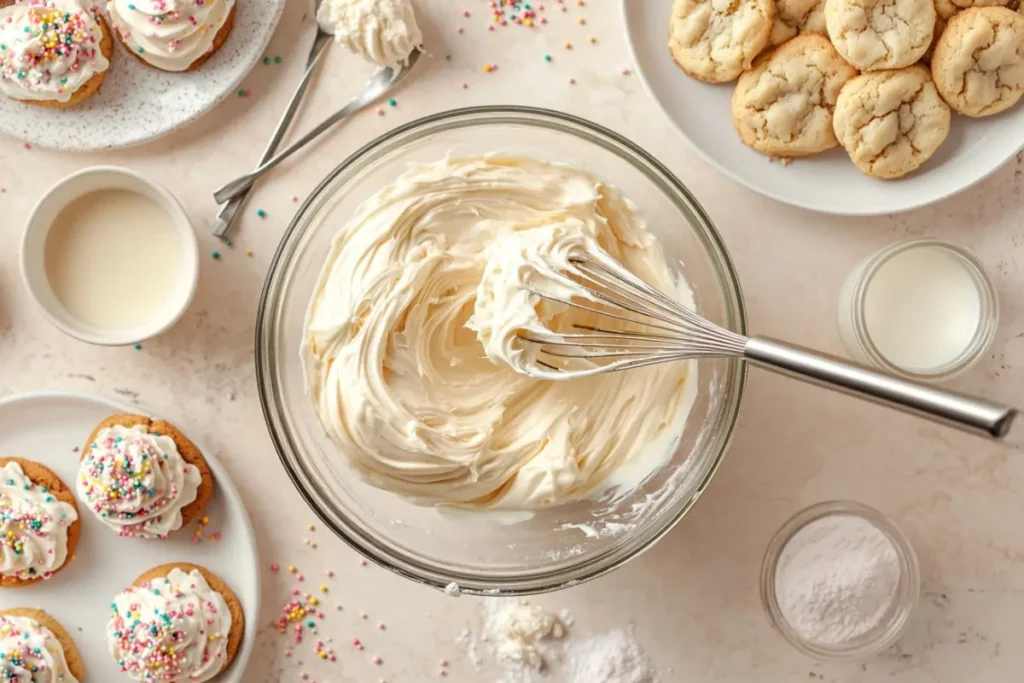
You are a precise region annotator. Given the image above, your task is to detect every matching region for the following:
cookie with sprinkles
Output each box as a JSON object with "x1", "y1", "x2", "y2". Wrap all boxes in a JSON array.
[
  {"x1": 77, "y1": 414, "x2": 213, "y2": 540},
  {"x1": 108, "y1": 562, "x2": 244, "y2": 683},
  {"x1": 0, "y1": 607, "x2": 85, "y2": 682},
  {"x1": 106, "y1": 0, "x2": 236, "y2": 72},
  {"x1": 0, "y1": 457, "x2": 80, "y2": 588},
  {"x1": 0, "y1": 0, "x2": 113, "y2": 109}
]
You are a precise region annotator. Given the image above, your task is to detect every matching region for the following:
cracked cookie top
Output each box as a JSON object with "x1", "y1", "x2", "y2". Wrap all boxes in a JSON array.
[
  {"x1": 772, "y1": 0, "x2": 828, "y2": 45},
  {"x1": 833, "y1": 65, "x2": 952, "y2": 178},
  {"x1": 930, "y1": 6, "x2": 1024, "y2": 116},
  {"x1": 670, "y1": 0, "x2": 774, "y2": 83},
  {"x1": 826, "y1": 0, "x2": 937, "y2": 69},
  {"x1": 732, "y1": 34, "x2": 859, "y2": 156}
]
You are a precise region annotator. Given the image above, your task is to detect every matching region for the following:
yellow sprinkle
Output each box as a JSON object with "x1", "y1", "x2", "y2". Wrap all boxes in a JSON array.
[
  {"x1": 577, "y1": 16, "x2": 585, "y2": 24},
  {"x1": 288, "y1": 565, "x2": 297, "y2": 573},
  {"x1": 588, "y1": 35, "x2": 597, "y2": 43},
  {"x1": 306, "y1": 523, "x2": 315, "y2": 531},
  {"x1": 319, "y1": 584, "x2": 328, "y2": 593},
  {"x1": 524, "y1": 17, "x2": 533, "y2": 25},
  {"x1": 482, "y1": 64, "x2": 492, "y2": 72},
  {"x1": 309, "y1": 597, "x2": 320, "y2": 606},
  {"x1": 318, "y1": 651, "x2": 327, "y2": 659}
]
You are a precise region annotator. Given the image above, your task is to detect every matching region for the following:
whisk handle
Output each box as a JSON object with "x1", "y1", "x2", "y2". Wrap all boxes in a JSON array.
[{"x1": 744, "y1": 337, "x2": 1017, "y2": 439}]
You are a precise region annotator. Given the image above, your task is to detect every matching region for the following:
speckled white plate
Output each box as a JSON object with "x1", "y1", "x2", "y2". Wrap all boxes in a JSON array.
[
  {"x1": 0, "y1": 0, "x2": 285, "y2": 151},
  {"x1": 0, "y1": 390, "x2": 260, "y2": 683},
  {"x1": 623, "y1": 0, "x2": 1024, "y2": 216}
]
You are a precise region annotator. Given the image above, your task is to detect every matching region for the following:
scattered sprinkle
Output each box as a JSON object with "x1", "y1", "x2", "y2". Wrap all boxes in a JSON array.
[
  {"x1": 133, "y1": 343, "x2": 143, "y2": 351},
  {"x1": 245, "y1": 248, "x2": 254, "y2": 257},
  {"x1": 263, "y1": 56, "x2": 271, "y2": 65},
  {"x1": 256, "y1": 208, "x2": 267, "y2": 218},
  {"x1": 461, "y1": 82, "x2": 469, "y2": 89},
  {"x1": 360, "y1": 559, "x2": 367, "y2": 567},
  {"x1": 377, "y1": 107, "x2": 385, "y2": 116},
  {"x1": 275, "y1": 55, "x2": 283, "y2": 63},
  {"x1": 577, "y1": 16, "x2": 585, "y2": 23},
  {"x1": 388, "y1": 98, "x2": 397, "y2": 107},
  {"x1": 563, "y1": 40, "x2": 572, "y2": 49},
  {"x1": 622, "y1": 67, "x2": 631, "y2": 75},
  {"x1": 543, "y1": 54, "x2": 552, "y2": 62},
  {"x1": 445, "y1": 54, "x2": 451, "y2": 61},
  {"x1": 588, "y1": 35, "x2": 596, "y2": 43},
  {"x1": 211, "y1": 250, "x2": 221, "y2": 260},
  {"x1": 22, "y1": 142, "x2": 30, "y2": 150},
  {"x1": 378, "y1": 622, "x2": 386, "y2": 631},
  {"x1": 319, "y1": 584, "x2": 328, "y2": 593},
  {"x1": 291, "y1": 195, "x2": 299, "y2": 203},
  {"x1": 372, "y1": 655, "x2": 383, "y2": 665},
  {"x1": 288, "y1": 565, "x2": 297, "y2": 573},
  {"x1": 325, "y1": 569, "x2": 334, "y2": 577},
  {"x1": 237, "y1": 89, "x2": 248, "y2": 97},
  {"x1": 297, "y1": 573, "x2": 305, "y2": 581},
  {"x1": 224, "y1": 237, "x2": 233, "y2": 247},
  {"x1": 271, "y1": 563, "x2": 280, "y2": 572},
  {"x1": 569, "y1": 77, "x2": 576, "y2": 84},
  {"x1": 226, "y1": 390, "x2": 236, "y2": 401}
]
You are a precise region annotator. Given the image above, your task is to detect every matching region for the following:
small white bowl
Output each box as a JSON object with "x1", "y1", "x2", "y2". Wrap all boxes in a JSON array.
[{"x1": 21, "y1": 166, "x2": 199, "y2": 346}]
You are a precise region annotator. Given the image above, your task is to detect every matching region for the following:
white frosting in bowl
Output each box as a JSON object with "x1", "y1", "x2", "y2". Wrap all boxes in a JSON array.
[
  {"x1": 0, "y1": 461, "x2": 78, "y2": 582},
  {"x1": 316, "y1": 0, "x2": 422, "y2": 68},
  {"x1": 106, "y1": 0, "x2": 234, "y2": 72},
  {"x1": 76, "y1": 424, "x2": 201, "y2": 539},
  {"x1": 302, "y1": 157, "x2": 697, "y2": 510},
  {"x1": 0, "y1": 0, "x2": 110, "y2": 104}
]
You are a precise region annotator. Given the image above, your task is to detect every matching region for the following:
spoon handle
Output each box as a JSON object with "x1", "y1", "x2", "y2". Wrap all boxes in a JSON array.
[
  {"x1": 213, "y1": 31, "x2": 333, "y2": 238},
  {"x1": 214, "y1": 67, "x2": 395, "y2": 204},
  {"x1": 744, "y1": 336, "x2": 1017, "y2": 439}
]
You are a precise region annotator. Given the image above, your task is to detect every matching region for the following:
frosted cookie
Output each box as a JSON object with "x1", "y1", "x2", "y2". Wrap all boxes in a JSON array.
[
  {"x1": 108, "y1": 562, "x2": 244, "y2": 683},
  {"x1": 0, "y1": 0, "x2": 112, "y2": 108},
  {"x1": 771, "y1": 0, "x2": 827, "y2": 45},
  {"x1": 825, "y1": 0, "x2": 937, "y2": 70},
  {"x1": 0, "y1": 608, "x2": 84, "y2": 682},
  {"x1": 669, "y1": 0, "x2": 774, "y2": 83},
  {"x1": 106, "y1": 0, "x2": 235, "y2": 72},
  {"x1": 732, "y1": 34, "x2": 858, "y2": 157},
  {"x1": 931, "y1": 7, "x2": 1024, "y2": 116},
  {"x1": 77, "y1": 414, "x2": 213, "y2": 539},
  {"x1": 923, "y1": 0, "x2": 962, "y2": 62},
  {"x1": 0, "y1": 458, "x2": 79, "y2": 587},
  {"x1": 833, "y1": 66, "x2": 952, "y2": 178}
]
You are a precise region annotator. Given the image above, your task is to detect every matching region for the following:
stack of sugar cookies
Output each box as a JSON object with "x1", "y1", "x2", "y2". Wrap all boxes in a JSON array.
[
  {"x1": 668, "y1": 0, "x2": 1024, "y2": 179},
  {"x1": 1, "y1": 413, "x2": 244, "y2": 682}
]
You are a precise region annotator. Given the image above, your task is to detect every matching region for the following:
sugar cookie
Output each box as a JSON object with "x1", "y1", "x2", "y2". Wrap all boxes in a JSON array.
[
  {"x1": 732, "y1": 34, "x2": 858, "y2": 157},
  {"x1": 669, "y1": 0, "x2": 774, "y2": 83},
  {"x1": 931, "y1": 7, "x2": 1024, "y2": 116},
  {"x1": 924, "y1": 0, "x2": 962, "y2": 61},
  {"x1": 771, "y1": 0, "x2": 828, "y2": 44},
  {"x1": 825, "y1": 0, "x2": 936, "y2": 70},
  {"x1": 833, "y1": 65, "x2": 952, "y2": 178}
]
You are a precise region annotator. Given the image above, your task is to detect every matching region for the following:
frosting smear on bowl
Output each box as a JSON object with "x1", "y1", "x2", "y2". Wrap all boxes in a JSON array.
[{"x1": 302, "y1": 157, "x2": 696, "y2": 510}]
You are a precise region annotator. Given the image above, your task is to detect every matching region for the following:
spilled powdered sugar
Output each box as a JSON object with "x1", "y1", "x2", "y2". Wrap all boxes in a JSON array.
[{"x1": 457, "y1": 598, "x2": 659, "y2": 683}]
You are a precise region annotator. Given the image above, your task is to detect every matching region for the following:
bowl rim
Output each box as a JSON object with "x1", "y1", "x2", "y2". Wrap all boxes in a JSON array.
[{"x1": 255, "y1": 105, "x2": 749, "y2": 595}]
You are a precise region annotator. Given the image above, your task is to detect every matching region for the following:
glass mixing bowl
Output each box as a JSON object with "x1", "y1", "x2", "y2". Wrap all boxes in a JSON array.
[{"x1": 256, "y1": 107, "x2": 747, "y2": 595}]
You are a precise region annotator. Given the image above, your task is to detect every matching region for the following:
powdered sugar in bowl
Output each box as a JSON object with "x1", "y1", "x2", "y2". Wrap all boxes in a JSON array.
[{"x1": 760, "y1": 501, "x2": 920, "y2": 660}]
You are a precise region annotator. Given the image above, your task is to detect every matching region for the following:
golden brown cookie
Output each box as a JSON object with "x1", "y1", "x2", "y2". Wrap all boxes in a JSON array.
[
  {"x1": 732, "y1": 34, "x2": 859, "y2": 157},
  {"x1": 833, "y1": 65, "x2": 952, "y2": 178},
  {"x1": 0, "y1": 457, "x2": 80, "y2": 587},
  {"x1": 931, "y1": 6, "x2": 1024, "y2": 116},
  {"x1": 20, "y1": 13, "x2": 113, "y2": 110},
  {"x1": 0, "y1": 608, "x2": 85, "y2": 680},
  {"x1": 132, "y1": 562, "x2": 245, "y2": 668},
  {"x1": 114, "y1": 3, "x2": 235, "y2": 72},
  {"x1": 669, "y1": 0, "x2": 774, "y2": 83},
  {"x1": 83, "y1": 414, "x2": 213, "y2": 528}
]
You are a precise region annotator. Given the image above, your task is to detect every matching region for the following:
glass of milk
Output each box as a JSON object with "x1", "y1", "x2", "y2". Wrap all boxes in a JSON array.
[{"x1": 838, "y1": 238, "x2": 999, "y2": 381}]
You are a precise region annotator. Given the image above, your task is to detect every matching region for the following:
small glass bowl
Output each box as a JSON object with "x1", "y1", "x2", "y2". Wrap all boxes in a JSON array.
[{"x1": 760, "y1": 501, "x2": 920, "y2": 660}]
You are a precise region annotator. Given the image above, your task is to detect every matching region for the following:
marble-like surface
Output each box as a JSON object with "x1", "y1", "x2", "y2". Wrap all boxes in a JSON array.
[{"x1": 0, "y1": 3, "x2": 1022, "y2": 681}]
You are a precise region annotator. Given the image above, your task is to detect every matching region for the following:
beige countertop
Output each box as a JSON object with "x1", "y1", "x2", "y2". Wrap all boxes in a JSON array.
[{"x1": 1, "y1": 2, "x2": 1022, "y2": 681}]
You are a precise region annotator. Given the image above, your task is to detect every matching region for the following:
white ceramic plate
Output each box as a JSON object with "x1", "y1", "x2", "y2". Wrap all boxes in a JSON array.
[
  {"x1": 622, "y1": 0, "x2": 1024, "y2": 216},
  {"x1": 0, "y1": 390, "x2": 259, "y2": 682},
  {"x1": 0, "y1": 0, "x2": 285, "y2": 151}
]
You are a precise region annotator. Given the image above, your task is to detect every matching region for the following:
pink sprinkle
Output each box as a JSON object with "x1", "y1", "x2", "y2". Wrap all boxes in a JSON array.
[
  {"x1": 301, "y1": 674, "x2": 308, "y2": 681},
  {"x1": 316, "y1": 610, "x2": 324, "y2": 618},
  {"x1": 291, "y1": 195, "x2": 299, "y2": 203},
  {"x1": 440, "y1": 671, "x2": 448, "y2": 677},
  {"x1": 297, "y1": 574, "x2": 304, "y2": 581},
  {"x1": 360, "y1": 559, "x2": 367, "y2": 567},
  {"x1": 622, "y1": 68, "x2": 631, "y2": 75},
  {"x1": 457, "y1": 27, "x2": 464, "y2": 33},
  {"x1": 291, "y1": 588, "x2": 300, "y2": 595},
  {"x1": 353, "y1": 638, "x2": 362, "y2": 646},
  {"x1": 22, "y1": 142, "x2": 31, "y2": 150},
  {"x1": 440, "y1": 659, "x2": 449, "y2": 667},
  {"x1": 377, "y1": 107, "x2": 385, "y2": 116},
  {"x1": 462, "y1": 9, "x2": 470, "y2": 16},
  {"x1": 378, "y1": 622, "x2": 386, "y2": 630},
  {"x1": 294, "y1": 636, "x2": 302, "y2": 644},
  {"x1": 373, "y1": 656, "x2": 383, "y2": 665},
  {"x1": 328, "y1": 654, "x2": 336, "y2": 662},
  {"x1": 461, "y1": 82, "x2": 469, "y2": 89},
  {"x1": 326, "y1": 569, "x2": 334, "y2": 577}
]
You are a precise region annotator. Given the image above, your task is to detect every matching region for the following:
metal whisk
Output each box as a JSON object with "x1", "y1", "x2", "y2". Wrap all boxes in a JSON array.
[{"x1": 518, "y1": 253, "x2": 1017, "y2": 440}]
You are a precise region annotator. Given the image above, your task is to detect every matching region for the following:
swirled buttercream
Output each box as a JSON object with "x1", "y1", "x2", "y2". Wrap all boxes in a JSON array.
[
  {"x1": 0, "y1": 1, "x2": 109, "y2": 104},
  {"x1": 76, "y1": 424, "x2": 200, "y2": 539},
  {"x1": 303, "y1": 157, "x2": 696, "y2": 510},
  {"x1": 0, "y1": 461, "x2": 77, "y2": 581}
]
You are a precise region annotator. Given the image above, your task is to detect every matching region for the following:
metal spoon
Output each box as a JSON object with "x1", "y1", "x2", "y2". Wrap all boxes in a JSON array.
[
  {"x1": 213, "y1": 50, "x2": 421, "y2": 205},
  {"x1": 212, "y1": 1, "x2": 336, "y2": 238}
]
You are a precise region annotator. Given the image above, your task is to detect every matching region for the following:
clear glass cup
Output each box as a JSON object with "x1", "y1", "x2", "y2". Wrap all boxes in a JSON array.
[
  {"x1": 255, "y1": 107, "x2": 748, "y2": 595},
  {"x1": 837, "y1": 238, "x2": 999, "y2": 382},
  {"x1": 761, "y1": 501, "x2": 921, "y2": 660}
]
